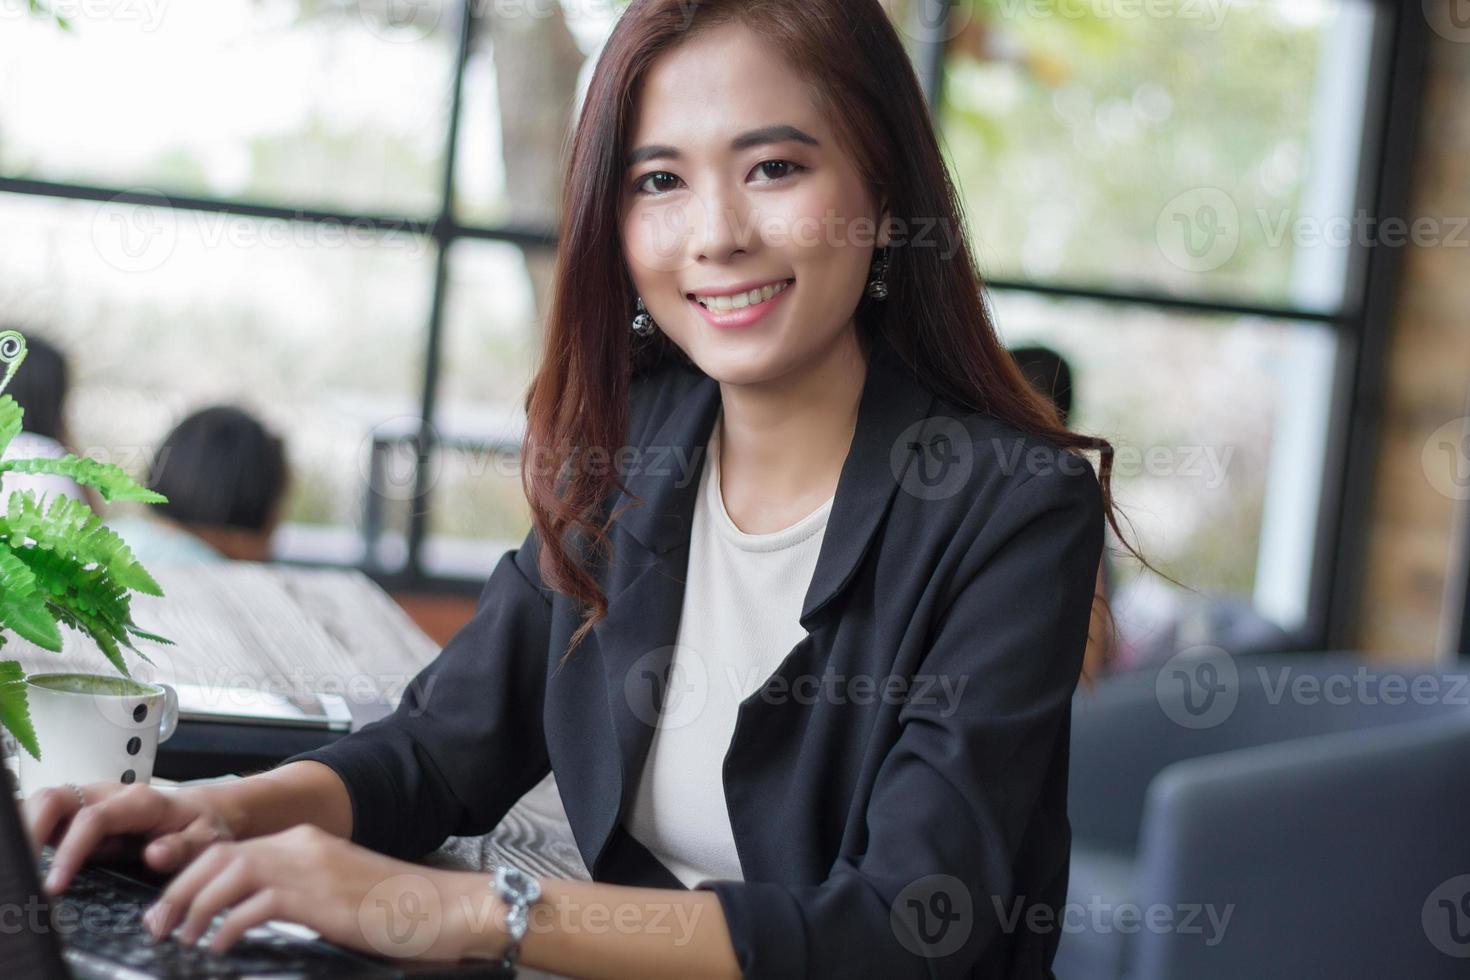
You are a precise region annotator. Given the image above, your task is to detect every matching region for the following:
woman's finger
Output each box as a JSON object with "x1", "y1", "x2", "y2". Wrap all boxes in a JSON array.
[
  {"x1": 46, "y1": 786, "x2": 170, "y2": 894},
  {"x1": 21, "y1": 785, "x2": 83, "y2": 852},
  {"x1": 174, "y1": 856, "x2": 259, "y2": 946},
  {"x1": 205, "y1": 888, "x2": 290, "y2": 955},
  {"x1": 146, "y1": 841, "x2": 236, "y2": 939},
  {"x1": 143, "y1": 816, "x2": 226, "y2": 874}
]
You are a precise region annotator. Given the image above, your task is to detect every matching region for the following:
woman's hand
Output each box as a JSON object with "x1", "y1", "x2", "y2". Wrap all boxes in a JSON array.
[
  {"x1": 24, "y1": 782, "x2": 240, "y2": 893},
  {"x1": 141, "y1": 824, "x2": 506, "y2": 963}
]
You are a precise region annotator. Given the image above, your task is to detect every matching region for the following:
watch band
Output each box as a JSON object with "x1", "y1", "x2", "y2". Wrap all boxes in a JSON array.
[{"x1": 491, "y1": 865, "x2": 542, "y2": 970}]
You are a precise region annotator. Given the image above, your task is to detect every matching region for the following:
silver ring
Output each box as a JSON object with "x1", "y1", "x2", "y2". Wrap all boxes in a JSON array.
[{"x1": 64, "y1": 782, "x2": 86, "y2": 809}]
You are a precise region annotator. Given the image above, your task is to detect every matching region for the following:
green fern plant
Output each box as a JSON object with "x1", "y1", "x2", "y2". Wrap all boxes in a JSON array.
[{"x1": 0, "y1": 331, "x2": 172, "y2": 761}]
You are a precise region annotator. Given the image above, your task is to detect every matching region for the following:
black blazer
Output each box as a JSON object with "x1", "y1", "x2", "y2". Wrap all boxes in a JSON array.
[{"x1": 289, "y1": 329, "x2": 1104, "y2": 979}]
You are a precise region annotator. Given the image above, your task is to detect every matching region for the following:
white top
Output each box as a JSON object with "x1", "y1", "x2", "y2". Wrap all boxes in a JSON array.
[
  {"x1": 1, "y1": 431, "x2": 86, "y2": 505},
  {"x1": 625, "y1": 408, "x2": 834, "y2": 888}
]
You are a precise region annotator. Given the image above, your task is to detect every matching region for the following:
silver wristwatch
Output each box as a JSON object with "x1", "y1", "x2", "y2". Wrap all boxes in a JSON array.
[{"x1": 492, "y1": 865, "x2": 542, "y2": 970}]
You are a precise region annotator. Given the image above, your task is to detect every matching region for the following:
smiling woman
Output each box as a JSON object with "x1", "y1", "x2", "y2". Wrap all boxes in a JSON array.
[{"x1": 25, "y1": 2, "x2": 1165, "y2": 979}]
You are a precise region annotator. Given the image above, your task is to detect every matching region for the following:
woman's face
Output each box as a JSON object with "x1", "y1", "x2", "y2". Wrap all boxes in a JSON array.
[{"x1": 620, "y1": 21, "x2": 888, "y2": 386}]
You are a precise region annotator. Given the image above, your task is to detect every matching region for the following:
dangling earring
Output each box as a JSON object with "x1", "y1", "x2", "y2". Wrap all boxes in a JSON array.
[
  {"x1": 631, "y1": 295, "x2": 657, "y2": 337},
  {"x1": 866, "y1": 246, "x2": 890, "y2": 301}
]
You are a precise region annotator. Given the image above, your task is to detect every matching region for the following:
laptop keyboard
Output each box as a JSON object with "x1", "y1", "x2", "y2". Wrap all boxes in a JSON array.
[{"x1": 39, "y1": 848, "x2": 395, "y2": 978}]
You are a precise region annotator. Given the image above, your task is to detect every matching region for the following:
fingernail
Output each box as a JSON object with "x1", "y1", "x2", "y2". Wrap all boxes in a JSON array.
[{"x1": 44, "y1": 871, "x2": 59, "y2": 893}]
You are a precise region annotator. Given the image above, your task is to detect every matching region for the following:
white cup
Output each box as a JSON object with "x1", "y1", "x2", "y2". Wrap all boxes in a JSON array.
[{"x1": 16, "y1": 672, "x2": 179, "y2": 797}]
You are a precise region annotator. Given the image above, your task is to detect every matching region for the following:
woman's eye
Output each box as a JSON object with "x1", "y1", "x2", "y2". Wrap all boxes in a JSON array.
[
  {"x1": 635, "y1": 172, "x2": 681, "y2": 196},
  {"x1": 753, "y1": 159, "x2": 803, "y2": 182}
]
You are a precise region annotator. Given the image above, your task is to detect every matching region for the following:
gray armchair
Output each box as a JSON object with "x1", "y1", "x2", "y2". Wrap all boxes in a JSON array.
[{"x1": 1056, "y1": 653, "x2": 1470, "y2": 980}]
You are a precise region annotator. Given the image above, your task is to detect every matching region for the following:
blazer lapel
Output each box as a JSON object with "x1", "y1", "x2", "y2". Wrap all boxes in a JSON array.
[{"x1": 584, "y1": 330, "x2": 938, "y2": 876}]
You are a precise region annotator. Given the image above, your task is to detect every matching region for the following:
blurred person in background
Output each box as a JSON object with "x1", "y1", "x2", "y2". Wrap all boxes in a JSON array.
[
  {"x1": 108, "y1": 406, "x2": 289, "y2": 564},
  {"x1": 1010, "y1": 344, "x2": 1120, "y2": 679},
  {"x1": 0, "y1": 331, "x2": 92, "y2": 507}
]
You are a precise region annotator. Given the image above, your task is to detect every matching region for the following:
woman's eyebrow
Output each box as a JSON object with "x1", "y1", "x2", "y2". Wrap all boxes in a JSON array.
[{"x1": 625, "y1": 124, "x2": 820, "y2": 168}]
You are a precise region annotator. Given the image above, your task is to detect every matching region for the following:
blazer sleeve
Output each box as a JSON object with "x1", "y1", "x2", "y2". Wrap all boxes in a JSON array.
[
  {"x1": 695, "y1": 457, "x2": 1105, "y2": 980},
  {"x1": 282, "y1": 528, "x2": 554, "y2": 861}
]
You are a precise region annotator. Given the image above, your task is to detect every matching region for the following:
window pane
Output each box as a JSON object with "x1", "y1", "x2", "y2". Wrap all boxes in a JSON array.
[
  {"x1": 940, "y1": 0, "x2": 1381, "y2": 312},
  {"x1": 0, "y1": 191, "x2": 435, "y2": 562},
  {"x1": 454, "y1": 4, "x2": 617, "y2": 226},
  {"x1": 0, "y1": 1, "x2": 457, "y2": 216},
  {"x1": 422, "y1": 239, "x2": 546, "y2": 578},
  {"x1": 990, "y1": 289, "x2": 1338, "y2": 661}
]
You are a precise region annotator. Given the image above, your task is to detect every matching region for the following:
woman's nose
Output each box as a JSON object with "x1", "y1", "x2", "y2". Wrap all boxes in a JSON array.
[{"x1": 692, "y1": 184, "x2": 755, "y2": 264}]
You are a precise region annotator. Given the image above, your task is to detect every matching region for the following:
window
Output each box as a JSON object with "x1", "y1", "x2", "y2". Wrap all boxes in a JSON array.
[
  {"x1": 936, "y1": 0, "x2": 1400, "y2": 652},
  {"x1": 0, "y1": 0, "x2": 1413, "y2": 656}
]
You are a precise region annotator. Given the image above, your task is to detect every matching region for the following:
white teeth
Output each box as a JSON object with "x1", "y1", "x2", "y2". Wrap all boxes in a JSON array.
[{"x1": 696, "y1": 279, "x2": 791, "y2": 312}]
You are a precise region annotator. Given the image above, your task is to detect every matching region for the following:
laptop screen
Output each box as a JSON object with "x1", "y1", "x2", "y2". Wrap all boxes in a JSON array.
[{"x1": 0, "y1": 769, "x2": 68, "y2": 980}]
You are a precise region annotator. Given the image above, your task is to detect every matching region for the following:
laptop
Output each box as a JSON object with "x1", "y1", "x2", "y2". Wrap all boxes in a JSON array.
[{"x1": 1, "y1": 769, "x2": 512, "y2": 978}]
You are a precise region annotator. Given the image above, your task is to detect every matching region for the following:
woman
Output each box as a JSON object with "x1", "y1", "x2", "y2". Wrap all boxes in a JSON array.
[{"x1": 26, "y1": 2, "x2": 1153, "y2": 977}]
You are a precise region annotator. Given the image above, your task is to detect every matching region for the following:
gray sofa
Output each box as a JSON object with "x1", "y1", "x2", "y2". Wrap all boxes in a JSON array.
[{"x1": 1057, "y1": 652, "x2": 1470, "y2": 980}]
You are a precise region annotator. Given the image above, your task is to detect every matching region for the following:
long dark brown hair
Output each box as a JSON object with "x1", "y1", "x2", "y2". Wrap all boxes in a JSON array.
[{"x1": 523, "y1": 0, "x2": 1173, "y2": 674}]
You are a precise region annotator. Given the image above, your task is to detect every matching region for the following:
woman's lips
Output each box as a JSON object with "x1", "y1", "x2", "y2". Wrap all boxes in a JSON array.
[{"x1": 688, "y1": 278, "x2": 795, "y2": 331}]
